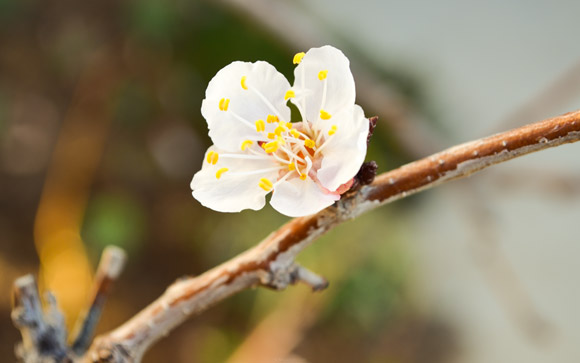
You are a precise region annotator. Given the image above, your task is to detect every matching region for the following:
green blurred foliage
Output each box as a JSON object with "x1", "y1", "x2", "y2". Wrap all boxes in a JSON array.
[
  {"x1": 0, "y1": 0, "x2": 34, "y2": 25},
  {"x1": 124, "y1": 0, "x2": 179, "y2": 43},
  {"x1": 83, "y1": 192, "x2": 146, "y2": 254}
]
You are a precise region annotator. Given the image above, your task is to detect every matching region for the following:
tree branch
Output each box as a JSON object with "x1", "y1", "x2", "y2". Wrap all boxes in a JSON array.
[
  {"x1": 11, "y1": 275, "x2": 68, "y2": 362},
  {"x1": 72, "y1": 246, "x2": 127, "y2": 355},
  {"x1": 85, "y1": 109, "x2": 580, "y2": 361},
  {"x1": 11, "y1": 246, "x2": 127, "y2": 362}
]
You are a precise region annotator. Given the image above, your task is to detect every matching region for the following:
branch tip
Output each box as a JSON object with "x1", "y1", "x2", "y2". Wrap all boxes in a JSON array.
[
  {"x1": 294, "y1": 265, "x2": 329, "y2": 292},
  {"x1": 100, "y1": 245, "x2": 127, "y2": 279}
]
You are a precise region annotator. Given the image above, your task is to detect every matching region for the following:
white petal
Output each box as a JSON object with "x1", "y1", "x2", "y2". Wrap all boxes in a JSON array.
[
  {"x1": 317, "y1": 104, "x2": 369, "y2": 192},
  {"x1": 201, "y1": 61, "x2": 291, "y2": 152},
  {"x1": 292, "y1": 45, "x2": 355, "y2": 124},
  {"x1": 270, "y1": 178, "x2": 338, "y2": 217},
  {"x1": 191, "y1": 146, "x2": 280, "y2": 213}
]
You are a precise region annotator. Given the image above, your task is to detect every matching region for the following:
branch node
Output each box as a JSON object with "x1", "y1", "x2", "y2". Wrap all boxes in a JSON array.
[
  {"x1": 294, "y1": 265, "x2": 329, "y2": 292},
  {"x1": 262, "y1": 263, "x2": 329, "y2": 292}
]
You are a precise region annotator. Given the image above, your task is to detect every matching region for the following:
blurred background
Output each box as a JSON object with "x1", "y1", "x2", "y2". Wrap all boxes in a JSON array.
[{"x1": 1, "y1": 0, "x2": 580, "y2": 362}]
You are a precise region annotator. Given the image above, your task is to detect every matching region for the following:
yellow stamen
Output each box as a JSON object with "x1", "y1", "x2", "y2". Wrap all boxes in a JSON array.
[
  {"x1": 274, "y1": 126, "x2": 285, "y2": 136},
  {"x1": 300, "y1": 174, "x2": 307, "y2": 180},
  {"x1": 259, "y1": 178, "x2": 273, "y2": 191},
  {"x1": 241, "y1": 140, "x2": 253, "y2": 150},
  {"x1": 293, "y1": 52, "x2": 305, "y2": 64},
  {"x1": 320, "y1": 109, "x2": 331, "y2": 120},
  {"x1": 216, "y1": 168, "x2": 228, "y2": 179},
  {"x1": 267, "y1": 114, "x2": 279, "y2": 123},
  {"x1": 284, "y1": 90, "x2": 295, "y2": 100},
  {"x1": 328, "y1": 125, "x2": 338, "y2": 136},
  {"x1": 267, "y1": 132, "x2": 276, "y2": 139},
  {"x1": 218, "y1": 98, "x2": 230, "y2": 111},
  {"x1": 318, "y1": 70, "x2": 328, "y2": 80},
  {"x1": 206, "y1": 151, "x2": 219, "y2": 165},
  {"x1": 290, "y1": 129, "x2": 300, "y2": 138},
  {"x1": 286, "y1": 122, "x2": 293, "y2": 129},
  {"x1": 288, "y1": 163, "x2": 296, "y2": 171},
  {"x1": 263, "y1": 140, "x2": 279, "y2": 153},
  {"x1": 255, "y1": 119, "x2": 265, "y2": 132},
  {"x1": 277, "y1": 135, "x2": 286, "y2": 145},
  {"x1": 241, "y1": 76, "x2": 248, "y2": 90},
  {"x1": 304, "y1": 139, "x2": 315, "y2": 148}
]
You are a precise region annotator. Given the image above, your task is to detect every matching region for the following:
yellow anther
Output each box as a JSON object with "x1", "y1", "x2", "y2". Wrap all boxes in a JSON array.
[
  {"x1": 300, "y1": 174, "x2": 307, "y2": 180},
  {"x1": 263, "y1": 140, "x2": 279, "y2": 153},
  {"x1": 318, "y1": 70, "x2": 328, "y2": 80},
  {"x1": 288, "y1": 163, "x2": 296, "y2": 171},
  {"x1": 293, "y1": 52, "x2": 305, "y2": 64},
  {"x1": 241, "y1": 76, "x2": 248, "y2": 90},
  {"x1": 274, "y1": 126, "x2": 285, "y2": 136},
  {"x1": 215, "y1": 168, "x2": 228, "y2": 179},
  {"x1": 255, "y1": 119, "x2": 265, "y2": 132},
  {"x1": 284, "y1": 90, "x2": 295, "y2": 100},
  {"x1": 328, "y1": 125, "x2": 338, "y2": 136},
  {"x1": 286, "y1": 122, "x2": 293, "y2": 129},
  {"x1": 304, "y1": 139, "x2": 316, "y2": 148},
  {"x1": 290, "y1": 129, "x2": 300, "y2": 138},
  {"x1": 267, "y1": 132, "x2": 276, "y2": 139},
  {"x1": 259, "y1": 178, "x2": 273, "y2": 191},
  {"x1": 241, "y1": 140, "x2": 253, "y2": 150},
  {"x1": 320, "y1": 109, "x2": 331, "y2": 120},
  {"x1": 206, "y1": 151, "x2": 219, "y2": 165},
  {"x1": 266, "y1": 114, "x2": 279, "y2": 123},
  {"x1": 219, "y1": 98, "x2": 230, "y2": 111},
  {"x1": 277, "y1": 135, "x2": 286, "y2": 145}
]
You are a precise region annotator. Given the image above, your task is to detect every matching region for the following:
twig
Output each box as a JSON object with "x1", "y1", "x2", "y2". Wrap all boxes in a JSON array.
[
  {"x1": 71, "y1": 246, "x2": 127, "y2": 355},
  {"x1": 11, "y1": 246, "x2": 128, "y2": 362},
  {"x1": 85, "y1": 109, "x2": 580, "y2": 362},
  {"x1": 11, "y1": 275, "x2": 69, "y2": 362}
]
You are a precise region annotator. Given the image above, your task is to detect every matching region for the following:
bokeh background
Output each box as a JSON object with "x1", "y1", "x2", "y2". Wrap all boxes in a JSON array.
[{"x1": 1, "y1": 0, "x2": 580, "y2": 362}]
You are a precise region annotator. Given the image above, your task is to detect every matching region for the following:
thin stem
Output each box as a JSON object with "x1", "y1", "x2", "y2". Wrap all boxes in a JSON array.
[{"x1": 71, "y1": 246, "x2": 127, "y2": 355}]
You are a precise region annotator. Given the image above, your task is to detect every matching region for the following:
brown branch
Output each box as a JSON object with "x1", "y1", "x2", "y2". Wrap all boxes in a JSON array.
[
  {"x1": 72, "y1": 246, "x2": 127, "y2": 355},
  {"x1": 84, "y1": 109, "x2": 580, "y2": 361}
]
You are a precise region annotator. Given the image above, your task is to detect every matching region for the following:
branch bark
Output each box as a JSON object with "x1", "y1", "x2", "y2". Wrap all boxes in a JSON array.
[
  {"x1": 12, "y1": 246, "x2": 127, "y2": 362},
  {"x1": 83, "y1": 109, "x2": 580, "y2": 361},
  {"x1": 71, "y1": 246, "x2": 127, "y2": 355}
]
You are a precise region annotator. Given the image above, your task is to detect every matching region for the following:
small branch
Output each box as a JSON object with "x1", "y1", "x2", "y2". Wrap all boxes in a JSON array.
[
  {"x1": 11, "y1": 275, "x2": 69, "y2": 362},
  {"x1": 11, "y1": 246, "x2": 127, "y2": 362},
  {"x1": 72, "y1": 246, "x2": 127, "y2": 355},
  {"x1": 85, "y1": 109, "x2": 580, "y2": 361},
  {"x1": 294, "y1": 265, "x2": 329, "y2": 292}
]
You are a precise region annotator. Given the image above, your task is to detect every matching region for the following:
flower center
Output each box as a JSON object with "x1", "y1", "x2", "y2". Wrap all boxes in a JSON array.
[{"x1": 269, "y1": 122, "x2": 317, "y2": 180}]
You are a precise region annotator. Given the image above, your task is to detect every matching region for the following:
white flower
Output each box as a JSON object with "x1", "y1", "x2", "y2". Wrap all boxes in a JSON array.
[{"x1": 191, "y1": 45, "x2": 369, "y2": 217}]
